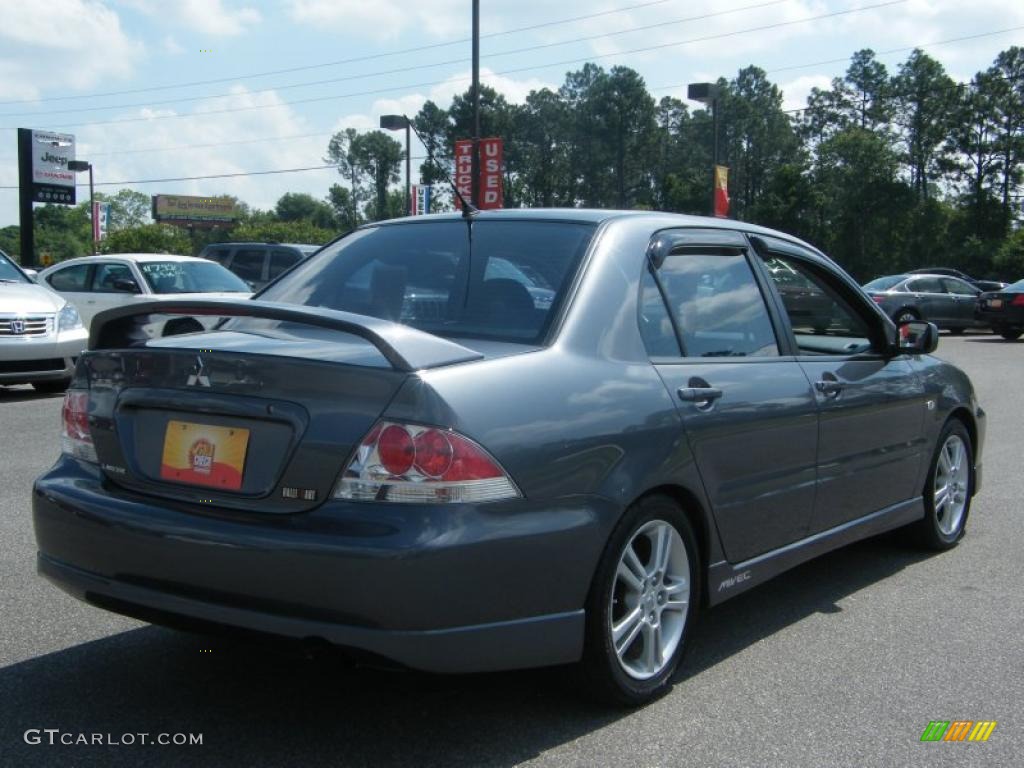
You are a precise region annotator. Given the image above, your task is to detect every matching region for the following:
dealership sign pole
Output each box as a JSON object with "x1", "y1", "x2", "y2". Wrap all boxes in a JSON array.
[{"x1": 17, "y1": 129, "x2": 77, "y2": 267}]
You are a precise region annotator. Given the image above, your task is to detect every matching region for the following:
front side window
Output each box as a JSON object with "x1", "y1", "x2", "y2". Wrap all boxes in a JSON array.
[
  {"x1": 761, "y1": 253, "x2": 875, "y2": 355},
  {"x1": 230, "y1": 249, "x2": 266, "y2": 283},
  {"x1": 91, "y1": 263, "x2": 136, "y2": 292},
  {"x1": 47, "y1": 264, "x2": 91, "y2": 292},
  {"x1": 139, "y1": 261, "x2": 250, "y2": 294},
  {"x1": 269, "y1": 250, "x2": 301, "y2": 280},
  {"x1": 256, "y1": 220, "x2": 594, "y2": 343},
  {"x1": 655, "y1": 250, "x2": 778, "y2": 358},
  {"x1": 941, "y1": 277, "x2": 979, "y2": 296}
]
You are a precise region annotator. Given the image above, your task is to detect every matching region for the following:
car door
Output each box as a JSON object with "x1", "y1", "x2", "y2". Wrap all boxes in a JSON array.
[
  {"x1": 753, "y1": 236, "x2": 928, "y2": 533},
  {"x1": 906, "y1": 276, "x2": 954, "y2": 325},
  {"x1": 87, "y1": 261, "x2": 143, "y2": 323},
  {"x1": 642, "y1": 228, "x2": 819, "y2": 563},
  {"x1": 940, "y1": 277, "x2": 981, "y2": 327},
  {"x1": 44, "y1": 263, "x2": 94, "y2": 326}
]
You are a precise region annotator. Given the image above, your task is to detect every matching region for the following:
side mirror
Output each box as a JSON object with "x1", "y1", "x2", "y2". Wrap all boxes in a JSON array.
[
  {"x1": 112, "y1": 277, "x2": 141, "y2": 293},
  {"x1": 898, "y1": 320, "x2": 939, "y2": 354}
]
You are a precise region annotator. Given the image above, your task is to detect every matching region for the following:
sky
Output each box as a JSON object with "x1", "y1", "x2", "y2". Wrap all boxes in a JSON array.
[{"x1": 0, "y1": 0, "x2": 1021, "y2": 226}]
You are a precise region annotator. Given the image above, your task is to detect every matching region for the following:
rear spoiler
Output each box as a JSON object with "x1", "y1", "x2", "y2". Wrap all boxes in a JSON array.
[{"x1": 89, "y1": 298, "x2": 484, "y2": 373}]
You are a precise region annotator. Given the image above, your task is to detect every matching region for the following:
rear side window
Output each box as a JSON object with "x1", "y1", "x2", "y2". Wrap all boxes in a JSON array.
[
  {"x1": 638, "y1": 268, "x2": 680, "y2": 357},
  {"x1": 205, "y1": 247, "x2": 232, "y2": 264},
  {"x1": 908, "y1": 277, "x2": 944, "y2": 293},
  {"x1": 91, "y1": 263, "x2": 135, "y2": 292},
  {"x1": 269, "y1": 250, "x2": 301, "y2": 280},
  {"x1": 256, "y1": 221, "x2": 594, "y2": 343},
  {"x1": 231, "y1": 249, "x2": 266, "y2": 283},
  {"x1": 47, "y1": 264, "x2": 91, "y2": 291},
  {"x1": 655, "y1": 251, "x2": 778, "y2": 357}
]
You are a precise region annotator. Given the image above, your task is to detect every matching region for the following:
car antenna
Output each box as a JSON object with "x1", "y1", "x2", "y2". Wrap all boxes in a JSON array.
[{"x1": 404, "y1": 115, "x2": 478, "y2": 219}]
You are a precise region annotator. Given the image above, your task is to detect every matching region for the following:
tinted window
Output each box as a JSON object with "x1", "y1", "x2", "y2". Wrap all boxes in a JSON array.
[
  {"x1": 47, "y1": 264, "x2": 91, "y2": 291},
  {"x1": 655, "y1": 251, "x2": 778, "y2": 358},
  {"x1": 205, "y1": 247, "x2": 232, "y2": 264},
  {"x1": 231, "y1": 249, "x2": 266, "y2": 283},
  {"x1": 638, "y1": 268, "x2": 680, "y2": 357},
  {"x1": 139, "y1": 261, "x2": 250, "y2": 293},
  {"x1": 269, "y1": 250, "x2": 301, "y2": 279},
  {"x1": 0, "y1": 252, "x2": 30, "y2": 283},
  {"x1": 941, "y1": 277, "x2": 978, "y2": 296},
  {"x1": 763, "y1": 254, "x2": 873, "y2": 354},
  {"x1": 908, "y1": 277, "x2": 944, "y2": 293},
  {"x1": 256, "y1": 221, "x2": 594, "y2": 343},
  {"x1": 91, "y1": 263, "x2": 136, "y2": 292}
]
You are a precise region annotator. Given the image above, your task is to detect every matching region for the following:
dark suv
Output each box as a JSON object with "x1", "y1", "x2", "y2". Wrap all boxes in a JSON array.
[{"x1": 200, "y1": 242, "x2": 320, "y2": 290}]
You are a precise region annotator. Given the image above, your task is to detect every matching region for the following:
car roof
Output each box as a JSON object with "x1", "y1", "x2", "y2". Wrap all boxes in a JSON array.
[
  {"x1": 41, "y1": 253, "x2": 195, "y2": 269},
  {"x1": 365, "y1": 208, "x2": 825, "y2": 254}
]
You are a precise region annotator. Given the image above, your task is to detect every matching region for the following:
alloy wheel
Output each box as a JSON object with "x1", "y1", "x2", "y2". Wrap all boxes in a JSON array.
[
  {"x1": 934, "y1": 434, "x2": 969, "y2": 537},
  {"x1": 609, "y1": 519, "x2": 690, "y2": 680}
]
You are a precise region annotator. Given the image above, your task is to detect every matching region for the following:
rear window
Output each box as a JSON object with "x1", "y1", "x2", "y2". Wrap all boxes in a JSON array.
[
  {"x1": 256, "y1": 220, "x2": 595, "y2": 343},
  {"x1": 139, "y1": 261, "x2": 250, "y2": 294},
  {"x1": 863, "y1": 276, "x2": 905, "y2": 291}
]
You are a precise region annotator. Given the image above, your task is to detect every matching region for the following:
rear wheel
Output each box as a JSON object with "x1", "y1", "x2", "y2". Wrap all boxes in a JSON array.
[
  {"x1": 948, "y1": 326, "x2": 965, "y2": 335},
  {"x1": 580, "y1": 495, "x2": 700, "y2": 706},
  {"x1": 32, "y1": 379, "x2": 70, "y2": 394},
  {"x1": 999, "y1": 328, "x2": 1022, "y2": 341},
  {"x1": 910, "y1": 420, "x2": 973, "y2": 550},
  {"x1": 894, "y1": 309, "x2": 919, "y2": 325}
]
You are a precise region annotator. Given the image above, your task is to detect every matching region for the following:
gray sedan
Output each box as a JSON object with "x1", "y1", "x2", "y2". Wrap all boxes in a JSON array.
[
  {"x1": 864, "y1": 273, "x2": 985, "y2": 333},
  {"x1": 33, "y1": 211, "x2": 984, "y2": 706}
]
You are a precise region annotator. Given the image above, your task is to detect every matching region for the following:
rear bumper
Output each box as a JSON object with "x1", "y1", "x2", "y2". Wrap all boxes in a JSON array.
[
  {"x1": 975, "y1": 307, "x2": 1024, "y2": 328},
  {"x1": 33, "y1": 457, "x2": 617, "y2": 673}
]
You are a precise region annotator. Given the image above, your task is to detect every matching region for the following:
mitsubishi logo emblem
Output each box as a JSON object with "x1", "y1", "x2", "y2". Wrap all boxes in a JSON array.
[
  {"x1": 11, "y1": 319, "x2": 25, "y2": 335},
  {"x1": 186, "y1": 356, "x2": 211, "y2": 387}
]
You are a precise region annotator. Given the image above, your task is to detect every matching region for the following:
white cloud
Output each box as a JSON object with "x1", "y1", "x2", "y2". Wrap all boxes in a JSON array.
[
  {"x1": 780, "y1": 74, "x2": 832, "y2": 111},
  {"x1": 119, "y1": 0, "x2": 261, "y2": 36},
  {"x1": 0, "y1": 0, "x2": 143, "y2": 98},
  {"x1": 287, "y1": 0, "x2": 468, "y2": 40},
  {"x1": 162, "y1": 35, "x2": 185, "y2": 55}
]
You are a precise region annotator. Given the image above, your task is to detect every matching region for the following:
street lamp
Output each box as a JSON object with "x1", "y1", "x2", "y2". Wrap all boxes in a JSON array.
[
  {"x1": 380, "y1": 114, "x2": 411, "y2": 216},
  {"x1": 68, "y1": 160, "x2": 96, "y2": 253},
  {"x1": 687, "y1": 82, "x2": 721, "y2": 217}
]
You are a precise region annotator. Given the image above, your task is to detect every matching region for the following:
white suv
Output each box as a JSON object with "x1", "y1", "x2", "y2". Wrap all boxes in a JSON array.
[{"x1": 0, "y1": 249, "x2": 88, "y2": 392}]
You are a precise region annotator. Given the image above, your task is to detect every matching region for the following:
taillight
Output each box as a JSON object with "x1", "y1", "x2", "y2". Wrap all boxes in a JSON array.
[
  {"x1": 870, "y1": 295, "x2": 885, "y2": 304},
  {"x1": 334, "y1": 420, "x2": 520, "y2": 503},
  {"x1": 1012, "y1": 294, "x2": 1024, "y2": 306},
  {"x1": 61, "y1": 390, "x2": 97, "y2": 463}
]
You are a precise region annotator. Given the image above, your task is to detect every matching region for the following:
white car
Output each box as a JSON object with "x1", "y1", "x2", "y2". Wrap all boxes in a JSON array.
[
  {"x1": 38, "y1": 254, "x2": 252, "y2": 337},
  {"x1": 0, "y1": 249, "x2": 89, "y2": 392}
]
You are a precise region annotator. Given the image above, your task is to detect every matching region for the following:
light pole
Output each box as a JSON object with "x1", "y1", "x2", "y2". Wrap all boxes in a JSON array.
[
  {"x1": 471, "y1": 0, "x2": 480, "y2": 209},
  {"x1": 687, "y1": 82, "x2": 720, "y2": 217},
  {"x1": 380, "y1": 114, "x2": 411, "y2": 215},
  {"x1": 68, "y1": 160, "x2": 96, "y2": 253}
]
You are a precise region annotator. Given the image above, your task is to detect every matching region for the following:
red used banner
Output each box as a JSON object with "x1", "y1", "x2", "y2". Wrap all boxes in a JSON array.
[{"x1": 454, "y1": 138, "x2": 504, "y2": 210}]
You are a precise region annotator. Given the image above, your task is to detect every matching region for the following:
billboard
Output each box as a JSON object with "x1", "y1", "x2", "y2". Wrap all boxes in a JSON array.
[
  {"x1": 19, "y1": 129, "x2": 76, "y2": 204},
  {"x1": 453, "y1": 138, "x2": 504, "y2": 210},
  {"x1": 152, "y1": 194, "x2": 241, "y2": 225}
]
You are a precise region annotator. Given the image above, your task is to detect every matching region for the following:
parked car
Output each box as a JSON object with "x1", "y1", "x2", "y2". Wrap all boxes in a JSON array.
[
  {"x1": 863, "y1": 273, "x2": 985, "y2": 333},
  {"x1": 906, "y1": 267, "x2": 1007, "y2": 293},
  {"x1": 976, "y1": 279, "x2": 1024, "y2": 340},
  {"x1": 38, "y1": 254, "x2": 251, "y2": 336},
  {"x1": 0, "y1": 248, "x2": 88, "y2": 392},
  {"x1": 33, "y1": 211, "x2": 984, "y2": 706},
  {"x1": 199, "y1": 242, "x2": 320, "y2": 290}
]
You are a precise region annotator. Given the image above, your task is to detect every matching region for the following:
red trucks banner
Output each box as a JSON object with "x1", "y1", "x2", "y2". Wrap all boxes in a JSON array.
[
  {"x1": 454, "y1": 137, "x2": 504, "y2": 210},
  {"x1": 714, "y1": 164, "x2": 730, "y2": 218}
]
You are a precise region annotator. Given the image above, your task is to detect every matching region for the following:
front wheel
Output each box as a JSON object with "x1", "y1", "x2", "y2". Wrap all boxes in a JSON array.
[
  {"x1": 999, "y1": 328, "x2": 1023, "y2": 341},
  {"x1": 32, "y1": 378, "x2": 70, "y2": 394},
  {"x1": 580, "y1": 495, "x2": 700, "y2": 706},
  {"x1": 910, "y1": 420, "x2": 973, "y2": 550}
]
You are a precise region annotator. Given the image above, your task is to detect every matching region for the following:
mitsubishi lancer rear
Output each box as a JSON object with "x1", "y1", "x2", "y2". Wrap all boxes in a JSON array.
[{"x1": 32, "y1": 214, "x2": 611, "y2": 680}]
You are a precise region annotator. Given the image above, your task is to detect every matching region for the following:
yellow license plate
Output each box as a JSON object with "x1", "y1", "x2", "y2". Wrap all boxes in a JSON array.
[
  {"x1": 160, "y1": 420, "x2": 250, "y2": 490},
  {"x1": 989, "y1": 299, "x2": 1003, "y2": 308}
]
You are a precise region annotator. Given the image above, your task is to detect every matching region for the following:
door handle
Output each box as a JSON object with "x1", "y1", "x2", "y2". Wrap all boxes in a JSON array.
[
  {"x1": 815, "y1": 379, "x2": 843, "y2": 397},
  {"x1": 678, "y1": 386, "x2": 723, "y2": 403}
]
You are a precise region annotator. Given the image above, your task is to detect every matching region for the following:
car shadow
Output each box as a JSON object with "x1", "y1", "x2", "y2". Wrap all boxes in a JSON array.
[
  {"x1": 0, "y1": 386, "x2": 66, "y2": 402},
  {"x1": 963, "y1": 337, "x2": 1020, "y2": 344},
  {"x1": 0, "y1": 534, "x2": 933, "y2": 768}
]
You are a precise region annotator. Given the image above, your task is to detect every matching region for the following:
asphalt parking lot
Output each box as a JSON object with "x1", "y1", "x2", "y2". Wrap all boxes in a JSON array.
[{"x1": 0, "y1": 334, "x2": 1020, "y2": 768}]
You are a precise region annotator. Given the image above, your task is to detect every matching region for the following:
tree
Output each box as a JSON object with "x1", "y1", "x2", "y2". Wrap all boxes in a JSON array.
[
  {"x1": 96, "y1": 188, "x2": 152, "y2": 230},
  {"x1": 274, "y1": 192, "x2": 337, "y2": 229},
  {"x1": 351, "y1": 130, "x2": 404, "y2": 221},
  {"x1": 987, "y1": 47, "x2": 1024, "y2": 222},
  {"x1": 412, "y1": 100, "x2": 452, "y2": 187},
  {"x1": 325, "y1": 128, "x2": 364, "y2": 228},
  {"x1": 327, "y1": 184, "x2": 360, "y2": 231},
  {"x1": 100, "y1": 224, "x2": 191, "y2": 255},
  {"x1": 230, "y1": 220, "x2": 334, "y2": 245}
]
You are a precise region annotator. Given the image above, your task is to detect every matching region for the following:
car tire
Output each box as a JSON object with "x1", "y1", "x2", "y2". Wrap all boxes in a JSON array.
[
  {"x1": 894, "y1": 309, "x2": 919, "y2": 325},
  {"x1": 580, "y1": 495, "x2": 700, "y2": 707},
  {"x1": 948, "y1": 327, "x2": 965, "y2": 335},
  {"x1": 999, "y1": 328, "x2": 1022, "y2": 341},
  {"x1": 32, "y1": 378, "x2": 70, "y2": 394},
  {"x1": 910, "y1": 419, "x2": 973, "y2": 551}
]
